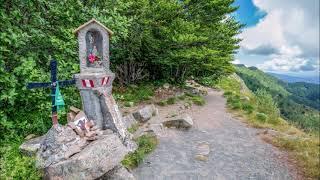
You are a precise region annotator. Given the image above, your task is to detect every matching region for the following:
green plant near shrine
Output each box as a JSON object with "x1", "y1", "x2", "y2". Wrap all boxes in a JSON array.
[
  {"x1": 121, "y1": 135, "x2": 158, "y2": 169},
  {"x1": 191, "y1": 96, "x2": 206, "y2": 106}
]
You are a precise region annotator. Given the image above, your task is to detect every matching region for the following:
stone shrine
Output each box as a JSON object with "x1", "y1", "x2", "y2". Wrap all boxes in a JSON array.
[{"x1": 73, "y1": 19, "x2": 129, "y2": 144}]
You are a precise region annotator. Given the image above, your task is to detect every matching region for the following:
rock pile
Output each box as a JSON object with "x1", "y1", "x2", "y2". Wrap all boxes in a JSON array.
[
  {"x1": 20, "y1": 106, "x2": 138, "y2": 180},
  {"x1": 185, "y1": 80, "x2": 208, "y2": 96}
]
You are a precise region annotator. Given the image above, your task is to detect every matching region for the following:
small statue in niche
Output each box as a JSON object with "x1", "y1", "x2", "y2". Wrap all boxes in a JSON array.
[{"x1": 87, "y1": 31, "x2": 102, "y2": 67}]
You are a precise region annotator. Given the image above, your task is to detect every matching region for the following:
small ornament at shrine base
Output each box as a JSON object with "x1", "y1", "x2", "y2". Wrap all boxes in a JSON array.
[{"x1": 54, "y1": 82, "x2": 65, "y2": 111}]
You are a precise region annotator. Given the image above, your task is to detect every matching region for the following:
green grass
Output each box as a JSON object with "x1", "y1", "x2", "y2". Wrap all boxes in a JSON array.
[
  {"x1": 0, "y1": 140, "x2": 41, "y2": 180},
  {"x1": 191, "y1": 96, "x2": 205, "y2": 106},
  {"x1": 114, "y1": 84, "x2": 154, "y2": 104},
  {"x1": 256, "y1": 112, "x2": 267, "y2": 123},
  {"x1": 166, "y1": 97, "x2": 176, "y2": 105},
  {"x1": 121, "y1": 135, "x2": 158, "y2": 169},
  {"x1": 127, "y1": 123, "x2": 139, "y2": 134},
  {"x1": 156, "y1": 100, "x2": 167, "y2": 106}
]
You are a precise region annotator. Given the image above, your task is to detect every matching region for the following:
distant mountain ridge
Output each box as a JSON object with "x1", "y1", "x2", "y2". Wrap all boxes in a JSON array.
[
  {"x1": 267, "y1": 72, "x2": 319, "y2": 84},
  {"x1": 235, "y1": 65, "x2": 320, "y2": 131}
]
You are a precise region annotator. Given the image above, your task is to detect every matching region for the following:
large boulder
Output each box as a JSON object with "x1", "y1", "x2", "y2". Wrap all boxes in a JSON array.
[
  {"x1": 162, "y1": 114, "x2": 193, "y2": 129},
  {"x1": 36, "y1": 124, "x2": 88, "y2": 169},
  {"x1": 19, "y1": 135, "x2": 45, "y2": 156},
  {"x1": 100, "y1": 166, "x2": 135, "y2": 180},
  {"x1": 43, "y1": 134, "x2": 129, "y2": 180},
  {"x1": 132, "y1": 105, "x2": 157, "y2": 123}
]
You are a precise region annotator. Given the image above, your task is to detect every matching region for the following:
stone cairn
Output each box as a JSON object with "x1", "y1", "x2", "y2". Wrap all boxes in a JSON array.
[{"x1": 26, "y1": 19, "x2": 137, "y2": 180}]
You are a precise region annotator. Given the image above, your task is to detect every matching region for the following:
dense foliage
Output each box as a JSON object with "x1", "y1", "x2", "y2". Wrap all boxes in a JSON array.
[{"x1": 236, "y1": 65, "x2": 320, "y2": 131}]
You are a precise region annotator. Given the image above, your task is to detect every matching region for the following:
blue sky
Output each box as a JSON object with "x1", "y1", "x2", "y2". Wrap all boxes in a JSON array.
[{"x1": 232, "y1": 0, "x2": 319, "y2": 77}]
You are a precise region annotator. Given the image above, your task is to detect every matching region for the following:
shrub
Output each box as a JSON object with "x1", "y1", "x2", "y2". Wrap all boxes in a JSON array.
[
  {"x1": 121, "y1": 135, "x2": 158, "y2": 169},
  {"x1": 166, "y1": 97, "x2": 177, "y2": 105},
  {"x1": 231, "y1": 102, "x2": 241, "y2": 109},
  {"x1": 0, "y1": 142, "x2": 41, "y2": 180},
  {"x1": 156, "y1": 100, "x2": 167, "y2": 106},
  {"x1": 255, "y1": 89, "x2": 280, "y2": 122},
  {"x1": 242, "y1": 103, "x2": 254, "y2": 114},
  {"x1": 223, "y1": 91, "x2": 233, "y2": 97},
  {"x1": 191, "y1": 96, "x2": 206, "y2": 106},
  {"x1": 256, "y1": 112, "x2": 268, "y2": 123},
  {"x1": 124, "y1": 101, "x2": 134, "y2": 107},
  {"x1": 127, "y1": 123, "x2": 139, "y2": 134},
  {"x1": 177, "y1": 94, "x2": 186, "y2": 100}
]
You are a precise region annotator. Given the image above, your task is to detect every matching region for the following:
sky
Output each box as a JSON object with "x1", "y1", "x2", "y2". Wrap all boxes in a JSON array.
[{"x1": 232, "y1": 0, "x2": 319, "y2": 77}]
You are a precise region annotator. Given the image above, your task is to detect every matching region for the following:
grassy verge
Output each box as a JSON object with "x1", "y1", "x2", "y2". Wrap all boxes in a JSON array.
[
  {"x1": 215, "y1": 75, "x2": 320, "y2": 179},
  {"x1": 0, "y1": 140, "x2": 41, "y2": 180},
  {"x1": 114, "y1": 84, "x2": 155, "y2": 106},
  {"x1": 121, "y1": 135, "x2": 158, "y2": 169}
]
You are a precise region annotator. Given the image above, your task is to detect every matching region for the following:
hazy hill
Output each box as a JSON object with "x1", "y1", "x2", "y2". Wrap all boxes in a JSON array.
[
  {"x1": 235, "y1": 65, "x2": 319, "y2": 131},
  {"x1": 268, "y1": 72, "x2": 319, "y2": 84}
]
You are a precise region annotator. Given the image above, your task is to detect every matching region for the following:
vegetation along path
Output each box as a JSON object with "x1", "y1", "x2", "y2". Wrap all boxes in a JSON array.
[{"x1": 133, "y1": 89, "x2": 297, "y2": 180}]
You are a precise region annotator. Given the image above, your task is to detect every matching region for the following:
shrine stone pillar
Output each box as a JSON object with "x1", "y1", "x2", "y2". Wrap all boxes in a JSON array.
[{"x1": 73, "y1": 19, "x2": 128, "y2": 142}]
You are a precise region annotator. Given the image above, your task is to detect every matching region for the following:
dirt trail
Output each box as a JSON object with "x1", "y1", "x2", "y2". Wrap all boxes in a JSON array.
[{"x1": 133, "y1": 89, "x2": 296, "y2": 180}]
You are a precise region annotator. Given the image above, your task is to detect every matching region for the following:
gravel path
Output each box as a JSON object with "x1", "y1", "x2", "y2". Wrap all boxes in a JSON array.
[{"x1": 133, "y1": 89, "x2": 295, "y2": 180}]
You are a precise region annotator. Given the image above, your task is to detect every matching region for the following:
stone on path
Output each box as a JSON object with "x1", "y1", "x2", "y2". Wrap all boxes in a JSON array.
[
  {"x1": 19, "y1": 135, "x2": 45, "y2": 156},
  {"x1": 123, "y1": 114, "x2": 137, "y2": 129},
  {"x1": 194, "y1": 142, "x2": 210, "y2": 162},
  {"x1": 43, "y1": 134, "x2": 129, "y2": 180},
  {"x1": 162, "y1": 114, "x2": 193, "y2": 129},
  {"x1": 133, "y1": 104, "x2": 157, "y2": 122}
]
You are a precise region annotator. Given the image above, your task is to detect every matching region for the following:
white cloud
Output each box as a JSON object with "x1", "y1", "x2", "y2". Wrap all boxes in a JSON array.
[
  {"x1": 232, "y1": 59, "x2": 241, "y2": 64},
  {"x1": 258, "y1": 56, "x2": 319, "y2": 72},
  {"x1": 240, "y1": 0, "x2": 319, "y2": 72}
]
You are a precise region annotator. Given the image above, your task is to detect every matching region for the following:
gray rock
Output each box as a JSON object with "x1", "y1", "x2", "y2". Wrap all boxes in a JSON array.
[
  {"x1": 19, "y1": 135, "x2": 45, "y2": 156},
  {"x1": 194, "y1": 142, "x2": 210, "y2": 161},
  {"x1": 132, "y1": 105, "x2": 157, "y2": 122},
  {"x1": 100, "y1": 166, "x2": 136, "y2": 180},
  {"x1": 123, "y1": 114, "x2": 137, "y2": 129},
  {"x1": 36, "y1": 124, "x2": 88, "y2": 169},
  {"x1": 44, "y1": 134, "x2": 129, "y2": 180},
  {"x1": 163, "y1": 83, "x2": 170, "y2": 89},
  {"x1": 185, "y1": 80, "x2": 208, "y2": 96},
  {"x1": 162, "y1": 114, "x2": 193, "y2": 129}
]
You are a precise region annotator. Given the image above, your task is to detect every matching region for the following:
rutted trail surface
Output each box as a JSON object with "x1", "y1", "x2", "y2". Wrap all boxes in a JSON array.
[{"x1": 133, "y1": 89, "x2": 295, "y2": 180}]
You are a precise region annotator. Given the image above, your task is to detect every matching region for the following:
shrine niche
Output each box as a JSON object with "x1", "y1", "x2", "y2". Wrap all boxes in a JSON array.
[
  {"x1": 85, "y1": 30, "x2": 103, "y2": 67},
  {"x1": 73, "y1": 18, "x2": 113, "y2": 73}
]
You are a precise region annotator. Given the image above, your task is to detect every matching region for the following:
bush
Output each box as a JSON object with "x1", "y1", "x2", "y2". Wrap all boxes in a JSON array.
[
  {"x1": 256, "y1": 112, "x2": 268, "y2": 122},
  {"x1": 242, "y1": 103, "x2": 254, "y2": 114},
  {"x1": 177, "y1": 94, "x2": 186, "y2": 100},
  {"x1": 166, "y1": 97, "x2": 177, "y2": 105},
  {"x1": 191, "y1": 96, "x2": 206, "y2": 106},
  {"x1": 121, "y1": 135, "x2": 158, "y2": 169},
  {"x1": 255, "y1": 89, "x2": 280, "y2": 122},
  {"x1": 0, "y1": 142, "x2": 41, "y2": 180},
  {"x1": 223, "y1": 91, "x2": 233, "y2": 97},
  {"x1": 127, "y1": 123, "x2": 139, "y2": 134},
  {"x1": 156, "y1": 100, "x2": 167, "y2": 106},
  {"x1": 231, "y1": 101, "x2": 242, "y2": 109}
]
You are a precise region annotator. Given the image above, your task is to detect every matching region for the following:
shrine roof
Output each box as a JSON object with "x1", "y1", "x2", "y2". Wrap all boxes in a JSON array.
[{"x1": 73, "y1": 18, "x2": 114, "y2": 35}]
